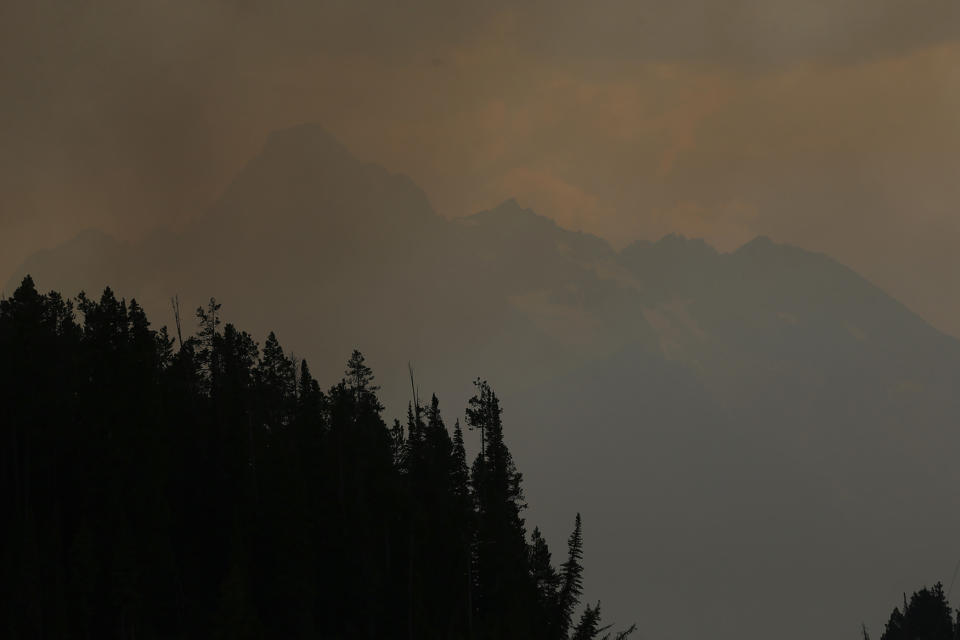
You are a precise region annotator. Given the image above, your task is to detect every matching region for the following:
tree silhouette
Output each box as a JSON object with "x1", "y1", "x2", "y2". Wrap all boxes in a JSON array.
[
  {"x1": 880, "y1": 583, "x2": 958, "y2": 640},
  {"x1": 558, "y1": 513, "x2": 586, "y2": 638},
  {"x1": 0, "y1": 276, "x2": 634, "y2": 640}
]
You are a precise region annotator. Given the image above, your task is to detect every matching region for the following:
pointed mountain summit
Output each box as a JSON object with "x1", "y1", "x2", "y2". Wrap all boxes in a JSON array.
[
  {"x1": 463, "y1": 197, "x2": 614, "y2": 266},
  {"x1": 714, "y1": 234, "x2": 949, "y2": 356},
  {"x1": 618, "y1": 233, "x2": 721, "y2": 299},
  {"x1": 208, "y1": 122, "x2": 438, "y2": 233},
  {"x1": 467, "y1": 197, "x2": 544, "y2": 226},
  {"x1": 733, "y1": 233, "x2": 775, "y2": 253},
  {"x1": 262, "y1": 122, "x2": 353, "y2": 160}
]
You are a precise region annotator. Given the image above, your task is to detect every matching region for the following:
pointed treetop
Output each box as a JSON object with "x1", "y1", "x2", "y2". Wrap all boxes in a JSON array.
[{"x1": 345, "y1": 349, "x2": 377, "y2": 394}]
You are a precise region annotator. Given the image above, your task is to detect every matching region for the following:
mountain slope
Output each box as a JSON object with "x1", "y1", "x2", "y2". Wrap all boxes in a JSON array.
[{"x1": 6, "y1": 124, "x2": 960, "y2": 640}]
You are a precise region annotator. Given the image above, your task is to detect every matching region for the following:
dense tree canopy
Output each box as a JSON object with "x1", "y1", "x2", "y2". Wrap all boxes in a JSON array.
[
  {"x1": 0, "y1": 276, "x2": 632, "y2": 639},
  {"x1": 878, "y1": 583, "x2": 960, "y2": 640}
]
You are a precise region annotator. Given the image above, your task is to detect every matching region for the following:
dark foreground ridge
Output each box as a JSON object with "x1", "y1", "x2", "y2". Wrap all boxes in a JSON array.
[{"x1": 0, "y1": 276, "x2": 635, "y2": 640}]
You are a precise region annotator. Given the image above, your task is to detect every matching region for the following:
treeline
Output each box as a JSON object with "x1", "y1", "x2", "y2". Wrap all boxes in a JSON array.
[
  {"x1": 0, "y1": 276, "x2": 634, "y2": 640},
  {"x1": 869, "y1": 582, "x2": 960, "y2": 640}
]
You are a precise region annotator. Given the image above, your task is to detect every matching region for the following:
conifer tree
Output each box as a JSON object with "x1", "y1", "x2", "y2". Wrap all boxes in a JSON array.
[
  {"x1": 345, "y1": 348, "x2": 382, "y2": 412},
  {"x1": 558, "y1": 513, "x2": 586, "y2": 638},
  {"x1": 451, "y1": 419, "x2": 470, "y2": 500},
  {"x1": 194, "y1": 297, "x2": 222, "y2": 393},
  {"x1": 468, "y1": 378, "x2": 536, "y2": 637},
  {"x1": 530, "y1": 526, "x2": 560, "y2": 638},
  {"x1": 259, "y1": 332, "x2": 295, "y2": 400},
  {"x1": 571, "y1": 602, "x2": 604, "y2": 640},
  {"x1": 294, "y1": 358, "x2": 326, "y2": 440}
]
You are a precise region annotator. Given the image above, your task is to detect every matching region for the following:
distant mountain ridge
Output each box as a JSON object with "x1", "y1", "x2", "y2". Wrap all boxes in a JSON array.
[{"x1": 5, "y1": 124, "x2": 960, "y2": 640}]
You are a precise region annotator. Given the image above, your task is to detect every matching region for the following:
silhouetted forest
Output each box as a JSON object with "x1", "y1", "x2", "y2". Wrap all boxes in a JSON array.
[
  {"x1": 871, "y1": 583, "x2": 960, "y2": 640},
  {"x1": 0, "y1": 276, "x2": 635, "y2": 639}
]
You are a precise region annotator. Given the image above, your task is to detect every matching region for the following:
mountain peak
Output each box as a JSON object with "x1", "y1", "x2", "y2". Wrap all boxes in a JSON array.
[
  {"x1": 657, "y1": 233, "x2": 718, "y2": 253},
  {"x1": 735, "y1": 235, "x2": 776, "y2": 253},
  {"x1": 461, "y1": 199, "x2": 613, "y2": 262},
  {"x1": 493, "y1": 197, "x2": 522, "y2": 212},
  {"x1": 620, "y1": 233, "x2": 718, "y2": 262},
  {"x1": 204, "y1": 122, "x2": 438, "y2": 235},
  {"x1": 469, "y1": 198, "x2": 553, "y2": 225},
  {"x1": 259, "y1": 123, "x2": 353, "y2": 163}
]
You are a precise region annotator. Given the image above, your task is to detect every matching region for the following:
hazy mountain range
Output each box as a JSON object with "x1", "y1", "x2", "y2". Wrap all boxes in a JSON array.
[{"x1": 8, "y1": 123, "x2": 960, "y2": 640}]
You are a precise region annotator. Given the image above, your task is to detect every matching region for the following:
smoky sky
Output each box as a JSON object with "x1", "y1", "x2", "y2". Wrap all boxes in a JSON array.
[{"x1": 2, "y1": 0, "x2": 959, "y2": 334}]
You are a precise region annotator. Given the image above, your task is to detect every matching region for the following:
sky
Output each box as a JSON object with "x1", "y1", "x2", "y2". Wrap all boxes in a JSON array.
[{"x1": 2, "y1": 0, "x2": 959, "y2": 336}]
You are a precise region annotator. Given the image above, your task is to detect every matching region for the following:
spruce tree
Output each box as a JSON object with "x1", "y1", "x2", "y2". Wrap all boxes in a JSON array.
[
  {"x1": 529, "y1": 526, "x2": 560, "y2": 639},
  {"x1": 571, "y1": 602, "x2": 604, "y2": 640},
  {"x1": 468, "y1": 378, "x2": 536, "y2": 638},
  {"x1": 558, "y1": 513, "x2": 586, "y2": 638}
]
